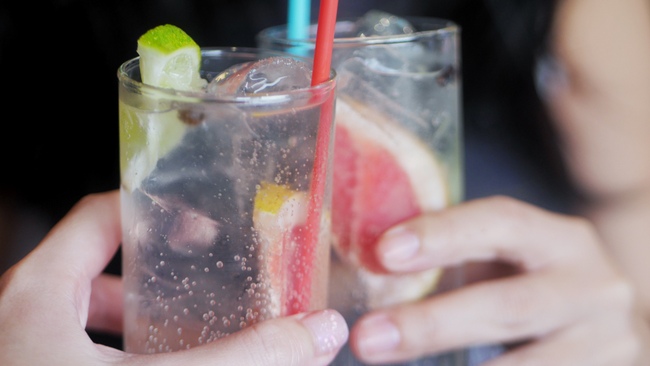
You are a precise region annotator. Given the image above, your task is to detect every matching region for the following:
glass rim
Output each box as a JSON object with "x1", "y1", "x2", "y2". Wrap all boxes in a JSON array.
[
  {"x1": 257, "y1": 16, "x2": 460, "y2": 47},
  {"x1": 117, "y1": 47, "x2": 337, "y2": 104}
]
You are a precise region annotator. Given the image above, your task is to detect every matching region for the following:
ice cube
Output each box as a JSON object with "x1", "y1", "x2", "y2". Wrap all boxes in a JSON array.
[
  {"x1": 354, "y1": 10, "x2": 416, "y2": 37},
  {"x1": 207, "y1": 57, "x2": 312, "y2": 95},
  {"x1": 336, "y1": 50, "x2": 458, "y2": 138},
  {"x1": 337, "y1": 12, "x2": 429, "y2": 75},
  {"x1": 339, "y1": 41, "x2": 431, "y2": 76}
]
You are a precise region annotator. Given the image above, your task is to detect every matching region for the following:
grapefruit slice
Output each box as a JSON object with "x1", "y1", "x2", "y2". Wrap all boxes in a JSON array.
[
  {"x1": 331, "y1": 96, "x2": 449, "y2": 308},
  {"x1": 253, "y1": 182, "x2": 309, "y2": 315}
]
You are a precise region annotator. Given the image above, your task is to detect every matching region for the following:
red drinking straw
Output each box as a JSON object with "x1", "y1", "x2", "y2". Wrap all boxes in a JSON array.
[
  {"x1": 287, "y1": 0, "x2": 338, "y2": 315},
  {"x1": 311, "y1": 0, "x2": 339, "y2": 86}
]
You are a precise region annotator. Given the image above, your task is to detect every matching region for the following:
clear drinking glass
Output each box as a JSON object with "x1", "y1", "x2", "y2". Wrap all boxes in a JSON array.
[
  {"x1": 258, "y1": 16, "x2": 465, "y2": 366},
  {"x1": 118, "y1": 47, "x2": 337, "y2": 354}
]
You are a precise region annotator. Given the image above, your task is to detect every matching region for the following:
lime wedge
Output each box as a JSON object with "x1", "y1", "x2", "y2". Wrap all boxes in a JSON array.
[
  {"x1": 121, "y1": 25, "x2": 205, "y2": 192},
  {"x1": 137, "y1": 24, "x2": 205, "y2": 91},
  {"x1": 119, "y1": 102, "x2": 187, "y2": 192}
]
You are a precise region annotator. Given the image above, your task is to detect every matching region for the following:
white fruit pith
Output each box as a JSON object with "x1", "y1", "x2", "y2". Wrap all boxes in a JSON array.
[{"x1": 137, "y1": 46, "x2": 203, "y2": 91}]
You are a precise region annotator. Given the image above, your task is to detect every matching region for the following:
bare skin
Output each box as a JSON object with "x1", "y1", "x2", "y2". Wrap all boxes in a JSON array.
[
  {"x1": 546, "y1": 0, "x2": 650, "y2": 318},
  {"x1": 350, "y1": 0, "x2": 650, "y2": 365},
  {"x1": 352, "y1": 197, "x2": 650, "y2": 365},
  {"x1": 0, "y1": 191, "x2": 349, "y2": 366}
]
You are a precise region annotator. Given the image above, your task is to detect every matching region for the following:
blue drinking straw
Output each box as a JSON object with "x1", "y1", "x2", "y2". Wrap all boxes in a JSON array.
[{"x1": 287, "y1": 0, "x2": 310, "y2": 55}]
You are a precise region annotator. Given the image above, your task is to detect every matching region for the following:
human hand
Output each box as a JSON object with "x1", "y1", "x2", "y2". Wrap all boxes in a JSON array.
[
  {"x1": 349, "y1": 196, "x2": 650, "y2": 365},
  {"x1": 0, "y1": 191, "x2": 348, "y2": 366}
]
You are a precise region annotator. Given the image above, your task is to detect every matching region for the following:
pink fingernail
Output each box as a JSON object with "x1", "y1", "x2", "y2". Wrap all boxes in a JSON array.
[
  {"x1": 356, "y1": 313, "x2": 401, "y2": 355},
  {"x1": 299, "y1": 310, "x2": 349, "y2": 357},
  {"x1": 379, "y1": 227, "x2": 420, "y2": 269}
]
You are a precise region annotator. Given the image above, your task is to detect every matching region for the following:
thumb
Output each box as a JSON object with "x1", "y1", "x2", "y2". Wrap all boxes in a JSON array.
[{"x1": 120, "y1": 309, "x2": 348, "y2": 366}]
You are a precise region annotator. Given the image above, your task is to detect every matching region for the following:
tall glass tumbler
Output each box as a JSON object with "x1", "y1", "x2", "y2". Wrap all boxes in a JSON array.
[
  {"x1": 118, "y1": 48, "x2": 337, "y2": 354},
  {"x1": 259, "y1": 16, "x2": 465, "y2": 366}
]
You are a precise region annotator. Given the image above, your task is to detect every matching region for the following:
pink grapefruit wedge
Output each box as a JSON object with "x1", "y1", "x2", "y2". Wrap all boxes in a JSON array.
[{"x1": 331, "y1": 96, "x2": 449, "y2": 308}]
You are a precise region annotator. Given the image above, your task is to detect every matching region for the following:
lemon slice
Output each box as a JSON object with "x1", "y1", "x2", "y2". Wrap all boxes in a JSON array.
[
  {"x1": 137, "y1": 24, "x2": 205, "y2": 91},
  {"x1": 253, "y1": 182, "x2": 308, "y2": 235}
]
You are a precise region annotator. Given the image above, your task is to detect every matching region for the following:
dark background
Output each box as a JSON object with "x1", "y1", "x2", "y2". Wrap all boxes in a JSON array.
[{"x1": 0, "y1": 0, "x2": 569, "y2": 349}]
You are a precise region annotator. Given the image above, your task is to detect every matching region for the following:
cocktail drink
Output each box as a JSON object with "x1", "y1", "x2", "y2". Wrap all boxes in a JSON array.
[
  {"x1": 119, "y1": 27, "x2": 337, "y2": 354},
  {"x1": 258, "y1": 12, "x2": 464, "y2": 365}
]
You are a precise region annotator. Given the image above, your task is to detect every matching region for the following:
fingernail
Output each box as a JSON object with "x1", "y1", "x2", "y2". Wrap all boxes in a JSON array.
[
  {"x1": 378, "y1": 227, "x2": 420, "y2": 269},
  {"x1": 299, "y1": 310, "x2": 349, "y2": 357},
  {"x1": 356, "y1": 313, "x2": 401, "y2": 356}
]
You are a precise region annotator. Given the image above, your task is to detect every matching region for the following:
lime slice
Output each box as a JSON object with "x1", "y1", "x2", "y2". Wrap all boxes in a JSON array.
[{"x1": 137, "y1": 24, "x2": 205, "y2": 91}]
